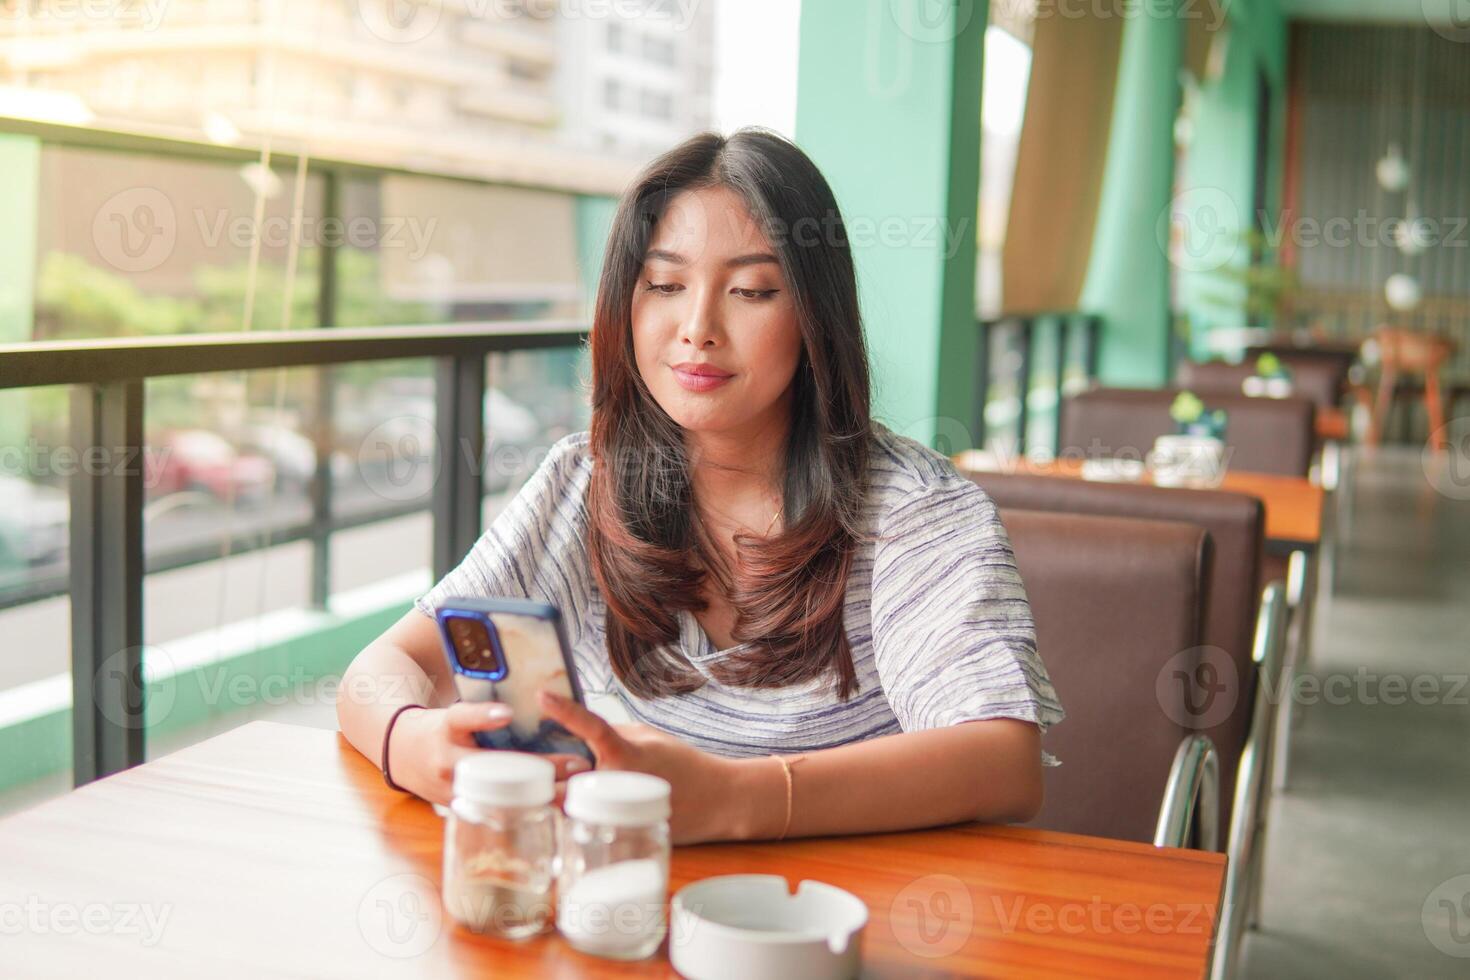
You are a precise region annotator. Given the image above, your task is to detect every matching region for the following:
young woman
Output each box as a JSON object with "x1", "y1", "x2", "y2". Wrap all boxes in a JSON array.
[{"x1": 337, "y1": 128, "x2": 1063, "y2": 845}]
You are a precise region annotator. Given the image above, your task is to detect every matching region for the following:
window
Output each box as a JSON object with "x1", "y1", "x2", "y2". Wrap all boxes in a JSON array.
[
  {"x1": 643, "y1": 35, "x2": 676, "y2": 67},
  {"x1": 641, "y1": 89, "x2": 673, "y2": 121}
]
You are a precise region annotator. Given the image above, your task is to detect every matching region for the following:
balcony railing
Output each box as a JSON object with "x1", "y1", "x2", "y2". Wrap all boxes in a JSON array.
[
  {"x1": 975, "y1": 312, "x2": 1102, "y2": 456},
  {"x1": 0, "y1": 321, "x2": 588, "y2": 786}
]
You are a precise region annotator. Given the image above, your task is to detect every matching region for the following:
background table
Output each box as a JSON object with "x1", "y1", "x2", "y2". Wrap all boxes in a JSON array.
[
  {"x1": 0, "y1": 721, "x2": 1225, "y2": 978},
  {"x1": 955, "y1": 452, "x2": 1325, "y2": 554}
]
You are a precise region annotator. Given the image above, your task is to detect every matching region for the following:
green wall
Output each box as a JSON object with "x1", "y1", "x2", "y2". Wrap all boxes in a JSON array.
[
  {"x1": 0, "y1": 601, "x2": 409, "y2": 794},
  {"x1": 795, "y1": 1, "x2": 986, "y2": 451}
]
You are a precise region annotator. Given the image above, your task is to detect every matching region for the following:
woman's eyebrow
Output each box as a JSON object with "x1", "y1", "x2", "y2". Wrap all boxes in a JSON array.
[
  {"x1": 725, "y1": 252, "x2": 779, "y2": 268},
  {"x1": 642, "y1": 249, "x2": 779, "y2": 268}
]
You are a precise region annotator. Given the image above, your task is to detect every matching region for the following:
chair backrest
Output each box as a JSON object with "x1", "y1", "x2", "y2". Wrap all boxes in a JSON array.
[
  {"x1": 975, "y1": 474, "x2": 1264, "y2": 844},
  {"x1": 1061, "y1": 387, "x2": 1317, "y2": 477},
  {"x1": 1245, "y1": 344, "x2": 1357, "y2": 404},
  {"x1": 1001, "y1": 508, "x2": 1209, "y2": 844},
  {"x1": 1176, "y1": 358, "x2": 1343, "y2": 412}
]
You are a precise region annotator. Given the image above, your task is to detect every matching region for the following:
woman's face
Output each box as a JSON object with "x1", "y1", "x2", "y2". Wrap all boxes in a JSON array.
[{"x1": 632, "y1": 185, "x2": 803, "y2": 438}]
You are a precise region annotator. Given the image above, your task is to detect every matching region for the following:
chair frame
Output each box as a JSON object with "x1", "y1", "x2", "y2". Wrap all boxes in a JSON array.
[{"x1": 1209, "y1": 581, "x2": 1289, "y2": 980}]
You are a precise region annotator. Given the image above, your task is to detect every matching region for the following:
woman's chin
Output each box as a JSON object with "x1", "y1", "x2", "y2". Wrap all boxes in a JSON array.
[{"x1": 661, "y1": 404, "x2": 746, "y2": 436}]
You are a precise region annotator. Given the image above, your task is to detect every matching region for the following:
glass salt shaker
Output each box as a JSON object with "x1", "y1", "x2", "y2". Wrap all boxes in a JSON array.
[
  {"x1": 442, "y1": 752, "x2": 557, "y2": 939},
  {"x1": 556, "y1": 770, "x2": 672, "y2": 960}
]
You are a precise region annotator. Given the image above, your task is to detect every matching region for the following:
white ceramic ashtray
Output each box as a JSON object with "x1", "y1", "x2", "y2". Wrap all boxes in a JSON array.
[{"x1": 669, "y1": 875, "x2": 867, "y2": 980}]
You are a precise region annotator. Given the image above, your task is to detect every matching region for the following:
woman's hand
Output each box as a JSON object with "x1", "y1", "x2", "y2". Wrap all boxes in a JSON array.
[
  {"x1": 387, "y1": 701, "x2": 592, "y2": 806},
  {"x1": 537, "y1": 691, "x2": 763, "y2": 844}
]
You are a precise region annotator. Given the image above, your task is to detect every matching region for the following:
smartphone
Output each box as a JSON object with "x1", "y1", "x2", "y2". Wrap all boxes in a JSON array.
[{"x1": 434, "y1": 596, "x2": 595, "y2": 762}]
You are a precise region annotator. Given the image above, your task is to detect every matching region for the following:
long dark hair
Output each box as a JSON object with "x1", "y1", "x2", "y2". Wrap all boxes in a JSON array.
[{"x1": 586, "y1": 128, "x2": 872, "y2": 700}]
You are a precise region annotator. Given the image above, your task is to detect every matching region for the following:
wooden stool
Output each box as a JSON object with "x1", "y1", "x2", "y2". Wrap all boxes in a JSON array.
[{"x1": 1369, "y1": 328, "x2": 1455, "y2": 450}]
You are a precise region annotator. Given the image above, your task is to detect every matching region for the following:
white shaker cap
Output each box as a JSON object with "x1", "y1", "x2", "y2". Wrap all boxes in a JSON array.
[
  {"x1": 564, "y1": 771, "x2": 671, "y2": 827},
  {"x1": 453, "y1": 752, "x2": 556, "y2": 808}
]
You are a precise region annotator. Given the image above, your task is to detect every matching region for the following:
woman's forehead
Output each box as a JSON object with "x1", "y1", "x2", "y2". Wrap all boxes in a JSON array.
[{"x1": 647, "y1": 186, "x2": 770, "y2": 262}]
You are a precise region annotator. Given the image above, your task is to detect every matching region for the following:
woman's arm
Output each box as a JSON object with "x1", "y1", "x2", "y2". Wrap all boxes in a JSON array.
[
  {"x1": 730, "y1": 717, "x2": 1044, "y2": 839},
  {"x1": 335, "y1": 609, "x2": 454, "y2": 766},
  {"x1": 538, "y1": 691, "x2": 1042, "y2": 843},
  {"x1": 336, "y1": 610, "x2": 589, "y2": 804}
]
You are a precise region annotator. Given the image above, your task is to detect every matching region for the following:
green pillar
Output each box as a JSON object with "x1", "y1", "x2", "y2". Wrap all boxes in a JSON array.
[
  {"x1": 1081, "y1": 1, "x2": 1184, "y2": 387},
  {"x1": 575, "y1": 193, "x2": 619, "y2": 314},
  {"x1": 1178, "y1": 40, "x2": 1255, "y2": 362},
  {"x1": 1177, "y1": 0, "x2": 1289, "y2": 361},
  {"x1": 795, "y1": 0, "x2": 985, "y2": 451}
]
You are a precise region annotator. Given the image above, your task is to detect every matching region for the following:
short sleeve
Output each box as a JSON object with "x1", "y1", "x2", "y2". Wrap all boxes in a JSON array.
[
  {"x1": 413, "y1": 432, "x2": 599, "y2": 656},
  {"x1": 869, "y1": 477, "x2": 1065, "y2": 761}
]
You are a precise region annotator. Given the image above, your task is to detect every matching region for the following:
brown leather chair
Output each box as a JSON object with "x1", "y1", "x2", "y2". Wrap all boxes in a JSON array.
[
  {"x1": 1061, "y1": 387, "x2": 1317, "y2": 478},
  {"x1": 976, "y1": 474, "x2": 1264, "y2": 845},
  {"x1": 1001, "y1": 508, "x2": 1214, "y2": 845},
  {"x1": 1176, "y1": 358, "x2": 1344, "y2": 413}
]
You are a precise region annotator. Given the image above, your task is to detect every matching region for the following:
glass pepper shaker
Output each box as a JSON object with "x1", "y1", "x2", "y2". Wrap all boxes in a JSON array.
[{"x1": 442, "y1": 752, "x2": 557, "y2": 939}]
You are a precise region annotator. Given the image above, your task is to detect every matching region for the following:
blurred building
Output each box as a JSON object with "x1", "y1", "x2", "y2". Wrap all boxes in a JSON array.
[{"x1": 0, "y1": 0, "x2": 716, "y2": 194}]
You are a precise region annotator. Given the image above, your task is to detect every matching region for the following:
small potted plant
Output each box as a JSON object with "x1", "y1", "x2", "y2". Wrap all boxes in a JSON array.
[
  {"x1": 1151, "y1": 391, "x2": 1228, "y2": 487},
  {"x1": 1242, "y1": 352, "x2": 1294, "y2": 399}
]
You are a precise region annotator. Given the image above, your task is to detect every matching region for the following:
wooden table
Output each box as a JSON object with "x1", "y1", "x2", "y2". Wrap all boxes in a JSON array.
[
  {"x1": 0, "y1": 721, "x2": 1225, "y2": 978},
  {"x1": 955, "y1": 452, "x2": 1324, "y2": 553}
]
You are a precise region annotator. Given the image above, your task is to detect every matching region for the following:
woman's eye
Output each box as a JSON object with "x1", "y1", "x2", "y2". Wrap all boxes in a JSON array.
[
  {"x1": 732, "y1": 287, "x2": 780, "y2": 300},
  {"x1": 644, "y1": 280, "x2": 682, "y2": 294}
]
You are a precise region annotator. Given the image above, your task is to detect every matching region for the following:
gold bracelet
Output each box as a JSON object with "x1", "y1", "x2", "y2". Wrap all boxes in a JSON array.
[{"x1": 774, "y1": 754, "x2": 803, "y2": 840}]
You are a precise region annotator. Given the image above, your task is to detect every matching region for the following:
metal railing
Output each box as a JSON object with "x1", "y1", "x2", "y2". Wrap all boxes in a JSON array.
[
  {"x1": 0, "y1": 321, "x2": 588, "y2": 785},
  {"x1": 975, "y1": 312, "x2": 1102, "y2": 455}
]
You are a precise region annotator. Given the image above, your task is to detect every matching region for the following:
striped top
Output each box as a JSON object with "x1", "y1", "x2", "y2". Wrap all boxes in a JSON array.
[{"x1": 415, "y1": 423, "x2": 1064, "y2": 763}]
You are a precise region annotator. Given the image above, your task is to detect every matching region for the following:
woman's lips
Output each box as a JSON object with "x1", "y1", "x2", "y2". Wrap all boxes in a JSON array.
[{"x1": 671, "y1": 365, "x2": 734, "y2": 392}]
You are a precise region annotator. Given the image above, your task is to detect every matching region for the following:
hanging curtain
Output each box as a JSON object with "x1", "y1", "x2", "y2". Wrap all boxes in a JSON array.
[{"x1": 1001, "y1": 8, "x2": 1124, "y2": 313}]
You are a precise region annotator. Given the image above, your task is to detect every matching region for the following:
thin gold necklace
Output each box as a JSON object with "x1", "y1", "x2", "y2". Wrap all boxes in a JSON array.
[{"x1": 694, "y1": 500, "x2": 783, "y2": 541}]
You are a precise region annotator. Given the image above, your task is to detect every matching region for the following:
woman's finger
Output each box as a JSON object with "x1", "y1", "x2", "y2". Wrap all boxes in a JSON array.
[
  {"x1": 545, "y1": 752, "x2": 594, "y2": 781},
  {"x1": 538, "y1": 691, "x2": 624, "y2": 763},
  {"x1": 443, "y1": 701, "x2": 514, "y2": 746}
]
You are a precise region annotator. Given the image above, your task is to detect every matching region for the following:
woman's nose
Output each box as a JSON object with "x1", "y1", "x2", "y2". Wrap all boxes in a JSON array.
[{"x1": 678, "y1": 294, "x2": 722, "y2": 347}]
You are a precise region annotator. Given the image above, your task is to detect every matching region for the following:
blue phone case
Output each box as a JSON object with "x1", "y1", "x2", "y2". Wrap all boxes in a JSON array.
[{"x1": 435, "y1": 596, "x2": 594, "y2": 762}]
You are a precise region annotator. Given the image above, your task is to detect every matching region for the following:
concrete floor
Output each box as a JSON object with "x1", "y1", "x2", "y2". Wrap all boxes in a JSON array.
[{"x1": 1241, "y1": 445, "x2": 1470, "y2": 978}]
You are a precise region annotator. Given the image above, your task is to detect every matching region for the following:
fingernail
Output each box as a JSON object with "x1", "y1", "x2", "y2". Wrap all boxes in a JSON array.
[
  {"x1": 566, "y1": 758, "x2": 591, "y2": 774},
  {"x1": 486, "y1": 703, "x2": 511, "y2": 719}
]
